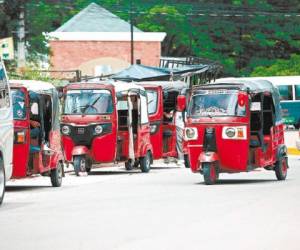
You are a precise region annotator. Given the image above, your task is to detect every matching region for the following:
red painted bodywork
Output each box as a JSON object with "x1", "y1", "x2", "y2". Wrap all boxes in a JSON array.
[
  {"x1": 61, "y1": 83, "x2": 152, "y2": 166},
  {"x1": 185, "y1": 91, "x2": 285, "y2": 174},
  {"x1": 142, "y1": 85, "x2": 177, "y2": 160},
  {"x1": 11, "y1": 84, "x2": 64, "y2": 179}
]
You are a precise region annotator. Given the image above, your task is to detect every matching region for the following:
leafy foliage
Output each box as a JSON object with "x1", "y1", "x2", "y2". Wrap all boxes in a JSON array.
[{"x1": 251, "y1": 54, "x2": 300, "y2": 76}]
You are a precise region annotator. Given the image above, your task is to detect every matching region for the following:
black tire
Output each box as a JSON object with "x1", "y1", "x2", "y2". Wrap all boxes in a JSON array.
[
  {"x1": 202, "y1": 162, "x2": 219, "y2": 185},
  {"x1": 0, "y1": 157, "x2": 6, "y2": 205},
  {"x1": 73, "y1": 156, "x2": 86, "y2": 176},
  {"x1": 275, "y1": 157, "x2": 288, "y2": 181},
  {"x1": 125, "y1": 159, "x2": 134, "y2": 171},
  {"x1": 50, "y1": 161, "x2": 63, "y2": 187},
  {"x1": 184, "y1": 154, "x2": 190, "y2": 168},
  {"x1": 140, "y1": 151, "x2": 151, "y2": 173},
  {"x1": 85, "y1": 159, "x2": 92, "y2": 173}
]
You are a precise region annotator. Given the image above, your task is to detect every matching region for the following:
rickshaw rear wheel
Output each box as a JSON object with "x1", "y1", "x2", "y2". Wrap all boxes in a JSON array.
[
  {"x1": 140, "y1": 151, "x2": 151, "y2": 173},
  {"x1": 0, "y1": 157, "x2": 6, "y2": 205},
  {"x1": 73, "y1": 156, "x2": 85, "y2": 176},
  {"x1": 50, "y1": 161, "x2": 63, "y2": 187},
  {"x1": 202, "y1": 162, "x2": 219, "y2": 185},
  {"x1": 184, "y1": 154, "x2": 190, "y2": 168},
  {"x1": 275, "y1": 157, "x2": 288, "y2": 181}
]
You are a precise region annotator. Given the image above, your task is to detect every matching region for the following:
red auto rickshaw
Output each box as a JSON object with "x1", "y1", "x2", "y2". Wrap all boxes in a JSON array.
[
  {"x1": 179, "y1": 78, "x2": 288, "y2": 184},
  {"x1": 10, "y1": 80, "x2": 64, "y2": 187},
  {"x1": 138, "y1": 81, "x2": 187, "y2": 163},
  {"x1": 61, "y1": 81, "x2": 153, "y2": 175}
]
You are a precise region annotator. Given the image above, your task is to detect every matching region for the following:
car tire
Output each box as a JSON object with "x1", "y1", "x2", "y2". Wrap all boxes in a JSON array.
[
  {"x1": 73, "y1": 156, "x2": 85, "y2": 176},
  {"x1": 202, "y1": 162, "x2": 219, "y2": 185},
  {"x1": 0, "y1": 157, "x2": 6, "y2": 205},
  {"x1": 275, "y1": 157, "x2": 288, "y2": 181},
  {"x1": 140, "y1": 151, "x2": 151, "y2": 173},
  {"x1": 50, "y1": 161, "x2": 63, "y2": 187},
  {"x1": 184, "y1": 154, "x2": 190, "y2": 168}
]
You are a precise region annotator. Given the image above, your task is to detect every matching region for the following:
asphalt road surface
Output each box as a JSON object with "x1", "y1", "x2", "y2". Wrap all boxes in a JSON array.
[{"x1": 1, "y1": 157, "x2": 300, "y2": 250}]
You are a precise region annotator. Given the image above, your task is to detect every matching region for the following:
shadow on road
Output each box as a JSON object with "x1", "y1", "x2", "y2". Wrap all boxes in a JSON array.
[
  {"x1": 6, "y1": 185, "x2": 51, "y2": 192},
  {"x1": 196, "y1": 179, "x2": 278, "y2": 185},
  {"x1": 151, "y1": 166, "x2": 181, "y2": 170},
  {"x1": 88, "y1": 170, "x2": 142, "y2": 176}
]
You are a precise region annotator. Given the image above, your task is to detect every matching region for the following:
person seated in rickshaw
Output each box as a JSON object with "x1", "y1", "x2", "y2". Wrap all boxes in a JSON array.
[{"x1": 29, "y1": 92, "x2": 41, "y2": 153}]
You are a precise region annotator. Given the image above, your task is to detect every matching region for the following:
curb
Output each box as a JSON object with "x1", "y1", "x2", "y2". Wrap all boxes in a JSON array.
[{"x1": 287, "y1": 147, "x2": 300, "y2": 155}]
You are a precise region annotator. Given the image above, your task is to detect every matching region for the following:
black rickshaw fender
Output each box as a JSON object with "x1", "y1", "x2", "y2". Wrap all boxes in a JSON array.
[{"x1": 276, "y1": 144, "x2": 288, "y2": 161}]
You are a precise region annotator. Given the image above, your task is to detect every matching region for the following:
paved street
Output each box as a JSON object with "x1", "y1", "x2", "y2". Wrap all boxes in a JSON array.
[{"x1": 1, "y1": 157, "x2": 300, "y2": 250}]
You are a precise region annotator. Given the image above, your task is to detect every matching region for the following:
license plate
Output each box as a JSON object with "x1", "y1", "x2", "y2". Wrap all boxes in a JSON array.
[{"x1": 77, "y1": 128, "x2": 85, "y2": 134}]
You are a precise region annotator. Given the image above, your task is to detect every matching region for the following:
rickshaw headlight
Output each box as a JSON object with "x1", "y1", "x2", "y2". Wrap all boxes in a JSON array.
[
  {"x1": 62, "y1": 125, "x2": 70, "y2": 135},
  {"x1": 185, "y1": 127, "x2": 198, "y2": 140},
  {"x1": 225, "y1": 128, "x2": 236, "y2": 138},
  {"x1": 150, "y1": 124, "x2": 158, "y2": 134},
  {"x1": 94, "y1": 125, "x2": 103, "y2": 135}
]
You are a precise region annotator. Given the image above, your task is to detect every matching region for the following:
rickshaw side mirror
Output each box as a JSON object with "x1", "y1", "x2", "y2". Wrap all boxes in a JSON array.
[
  {"x1": 238, "y1": 93, "x2": 247, "y2": 107},
  {"x1": 177, "y1": 95, "x2": 186, "y2": 112}
]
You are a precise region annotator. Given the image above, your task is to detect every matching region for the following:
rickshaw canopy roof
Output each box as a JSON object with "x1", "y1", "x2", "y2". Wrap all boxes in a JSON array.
[
  {"x1": 10, "y1": 80, "x2": 56, "y2": 93},
  {"x1": 65, "y1": 80, "x2": 146, "y2": 95},
  {"x1": 10, "y1": 79, "x2": 61, "y2": 129},
  {"x1": 214, "y1": 78, "x2": 279, "y2": 94},
  {"x1": 111, "y1": 81, "x2": 145, "y2": 94},
  {"x1": 137, "y1": 81, "x2": 188, "y2": 93}
]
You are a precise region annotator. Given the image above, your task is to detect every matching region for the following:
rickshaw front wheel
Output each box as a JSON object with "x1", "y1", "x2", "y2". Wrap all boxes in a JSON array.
[
  {"x1": 140, "y1": 151, "x2": 151, "y2": 173},
  {"x1": 0, "y1": 157, "x2": 6, "y2": 205},
  {"x1": 202, "y1": 162, "x2": 219, "y2": 185},
  {"x1": 50, "y1": 161, "x2": 63, "y2": 187},
  {"x1": 275, "y1": 157, "x2": 288, "y2": 181}
]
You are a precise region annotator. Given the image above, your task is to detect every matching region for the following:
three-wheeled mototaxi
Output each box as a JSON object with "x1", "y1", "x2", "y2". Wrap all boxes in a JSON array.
[
  {"x1": 138, "y1": 81, "x2": 188, "y2": 163},
  {"x1": 61, "y1": 81, "x2": 153, "y2": 175},
  {"x1": 10, "y1": 80, "x2": 64, "y2": 187},
  {"x1": 179, "y1": 78, "x2": 288, "y2": 184}
]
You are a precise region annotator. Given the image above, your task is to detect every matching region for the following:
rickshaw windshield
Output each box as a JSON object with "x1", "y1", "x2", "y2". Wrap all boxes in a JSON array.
[
  {"x1": 188, "y1": 89, "x2": 246, "y2": 117},
  {"x1": 12, "y1": 89, "x2": 26, "y2": 120},
  {"x1": 146, "y1": 90, "x2": 158, "y2": 115},
  {"x1": 64, "y1": 89, "x2": 113, "y2": 115}
]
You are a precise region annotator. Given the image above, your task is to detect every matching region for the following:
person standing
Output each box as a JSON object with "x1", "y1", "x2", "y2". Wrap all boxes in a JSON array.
[{"x1": 175, "y1": 110, "x2": 185, "y2": 164}]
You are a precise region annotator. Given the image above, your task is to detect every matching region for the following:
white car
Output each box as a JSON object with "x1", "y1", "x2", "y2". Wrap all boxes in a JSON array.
[
  {"x1": 0, "y1": 59, "x2": 13, "y2": 205},
  {"x1": 296, "y1": 129, "x2": 300, "y2": 151}
]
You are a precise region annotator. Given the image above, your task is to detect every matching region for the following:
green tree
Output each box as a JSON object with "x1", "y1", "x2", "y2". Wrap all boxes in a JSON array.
[{"x1": 251, "y1": 54, "x2": 300, "y2": 76}]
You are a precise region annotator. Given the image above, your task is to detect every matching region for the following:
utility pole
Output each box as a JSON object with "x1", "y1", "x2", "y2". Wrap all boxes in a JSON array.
[
  {"x1": 17, "y1": 4, "x2": 26, "y2": 68},
  {"x1": 130, "y1": 0, "x2": 134, "y2": 65}
]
